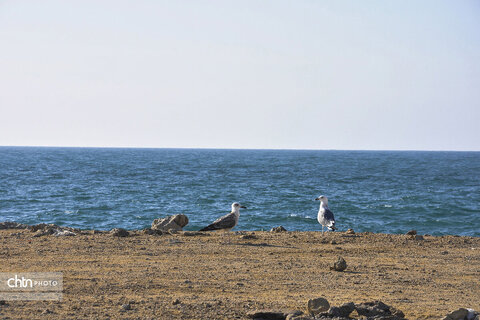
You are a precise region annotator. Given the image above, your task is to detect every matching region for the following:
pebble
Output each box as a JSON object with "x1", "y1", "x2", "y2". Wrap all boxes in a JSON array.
[
  {"x1": 110, "y1": 228, "x2": 129, "y2": 237},
  {"x1": 270, "y1": 226, "x2": 287, "y2": 233},
  {"x1": 406, "y1": 230, "x2": 417, "y2": 235},
  {"x1": 172, "y1": 299, "x2": 181, "y2": 305},
  {"x1": 331, "y1": 256, "x2": 347, "y2": 271},
  {"x1": 346, "y1": 228, "x2": 355, "y2": 234},
  {"x1": 121, "y1": 304, "x2": 132, "y2": 311}
]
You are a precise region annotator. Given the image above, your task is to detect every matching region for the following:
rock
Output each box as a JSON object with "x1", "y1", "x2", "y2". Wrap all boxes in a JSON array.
[
  {"x1": 406, "y1": 230, "x2": 417, "y2": 235},
  {"x1": 172, "y1": 299, "x2": 181, "y2": 305},
  {"x1": 443, "y1": 308, "x2": 470, "y2": 320},
  {"x1": 467, "y1": 309, "x2": 479, "y2": 320},
  {"x1": 345, "y1": 228, "x2": 355, "y2": 234},
  {"x1": 331, "y1": 256, "x2": 347, "y2": 271},
  {"x1": 110, "y1": 228, "x2": 129, "y2": 237},
  {"x1": 241, "y1": 234, "x2": 258, "y2": 239},
  {"x1": 0, "y1": 221, "x2": 29, "y2": 230},
  {"x1": 121, "y1": 303, "x2": 132, "y2": 311},
  {"x1": 413, "y1": 235, "x2": 424, "y2": 240},
  {"x1": 142, "y1": 228, "x2": 163, "y2": 235},
  {"x1": 246, "y1": 310, "x2": 286, "y2": 319},
  {"x1": 285, "y1": 311, "x2": 307, "y2": 320},
  {"x1": 41, "y1": 309, "x2": 53, "y2": 314},
  {"x1": 28, "y1": 223, "x2": 78, "y2": 237},
  {"x1": 151, "y1": 214, "x2": 189, "y2": 232},
  {"x1": 328, "y1": 302, "x2": 355, "y2": 318},
  {"x1": 270, "y1": 226, "x2": 287, "y2": 233},
  {"x1": 54, "y1": 230, "x2": 76, "y2": 237},
  {"x1": 307, "y1": 297, "x2": 330, "y2": 316},
  {"x1": 355, "y1": 301, "x2": 405, "y2": 319}
]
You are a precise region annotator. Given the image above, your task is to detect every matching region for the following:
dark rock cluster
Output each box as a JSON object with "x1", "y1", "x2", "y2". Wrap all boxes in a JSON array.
[{"x1": 248, "y1": 300, "x2": 406, "y2": 320}]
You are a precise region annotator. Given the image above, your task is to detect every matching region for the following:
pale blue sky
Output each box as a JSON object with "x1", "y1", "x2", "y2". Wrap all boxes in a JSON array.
[{"x1": 1, "y1": 1, "x2": 479, "y2": 150}]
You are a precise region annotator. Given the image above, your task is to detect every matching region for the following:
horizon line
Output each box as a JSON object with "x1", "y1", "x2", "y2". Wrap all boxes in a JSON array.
[{"x1": 1, "y1": 145, "x2": 479, "y2": 152}]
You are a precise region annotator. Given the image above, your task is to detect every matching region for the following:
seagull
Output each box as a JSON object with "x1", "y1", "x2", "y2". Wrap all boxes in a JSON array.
[
  {"x1": 315, "y1": 195, "x2": 336, "y2": 234},
  {"x1": 200, "y1": 202, "x2": 246, "y2": 232}
]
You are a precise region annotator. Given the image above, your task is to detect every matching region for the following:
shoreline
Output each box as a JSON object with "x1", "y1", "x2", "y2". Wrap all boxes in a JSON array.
[{"x1": 1, "y1": 225, "x2": 479, "y2": 319}]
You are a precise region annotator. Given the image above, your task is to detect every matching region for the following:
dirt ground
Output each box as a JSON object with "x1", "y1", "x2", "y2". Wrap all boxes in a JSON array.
[{"x1": 1, "y1": 229, "x2": 479, "y2": 319}]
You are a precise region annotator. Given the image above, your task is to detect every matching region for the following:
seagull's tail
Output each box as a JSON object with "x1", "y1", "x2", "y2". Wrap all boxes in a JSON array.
[
  {"x1": 199, "y1": 224, "x2": 216, "y2": 232},
  {"x1": 327, "y1": 222, "x2": 336, "y2": 231}
]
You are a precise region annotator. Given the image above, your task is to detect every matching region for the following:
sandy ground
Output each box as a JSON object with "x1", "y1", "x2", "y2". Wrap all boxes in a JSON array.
[{"x1": 1, "y1": 229, "x2": 479, "y2": 319}]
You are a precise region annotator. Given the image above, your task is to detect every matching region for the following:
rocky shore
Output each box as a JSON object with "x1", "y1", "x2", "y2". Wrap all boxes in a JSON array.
[{"x1": 1, "y1": 220, "x2": 479, "y2": 319}]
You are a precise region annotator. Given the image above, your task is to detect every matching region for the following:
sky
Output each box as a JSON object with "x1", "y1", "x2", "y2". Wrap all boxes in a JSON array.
[{"x1": 0, "y1": 1, "x2": 479, "y2": 151}]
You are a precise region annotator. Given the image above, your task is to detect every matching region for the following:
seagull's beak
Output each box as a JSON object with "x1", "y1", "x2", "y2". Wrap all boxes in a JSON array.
[
  {"x1": 315, "y1": 197, "x2": 320, "y2": 201},
  {"x1": 240, "y1": 206, "x2": 247, "y2": 209}
]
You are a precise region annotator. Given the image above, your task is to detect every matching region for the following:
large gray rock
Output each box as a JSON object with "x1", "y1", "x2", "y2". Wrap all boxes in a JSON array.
[{"x1": 151, "y1": 214, "x2": 188, "y2": 232}]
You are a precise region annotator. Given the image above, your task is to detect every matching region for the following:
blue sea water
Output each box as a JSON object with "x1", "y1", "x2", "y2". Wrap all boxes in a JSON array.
[{"x1": 0, "y1": 147, "x2": 479, "y2": 236}]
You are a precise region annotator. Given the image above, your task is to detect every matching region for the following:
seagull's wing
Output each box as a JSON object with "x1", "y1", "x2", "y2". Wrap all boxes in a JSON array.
[
  {"x1": 323, "y1": 208, "x2": 335, "y2": 222},
  {"x1": 200, "y1": 213, "x2": 236, "y2": 231},
  {"x1": 323, "y1": 208, "x2": 336, "y2": 230}
]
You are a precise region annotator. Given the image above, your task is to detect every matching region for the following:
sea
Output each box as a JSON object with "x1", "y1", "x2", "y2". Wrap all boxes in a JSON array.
[{"x1": 0, "y1": 147, "x2": 479, "y2": 236}]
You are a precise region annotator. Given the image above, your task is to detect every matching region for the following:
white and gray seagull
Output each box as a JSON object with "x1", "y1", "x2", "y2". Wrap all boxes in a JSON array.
[
  {"x1": 200, "y1": 202, "x2": 246, "y2": 232},
  {"x1": 315, "y1": 195, "x2": 336, "y2": 234}
]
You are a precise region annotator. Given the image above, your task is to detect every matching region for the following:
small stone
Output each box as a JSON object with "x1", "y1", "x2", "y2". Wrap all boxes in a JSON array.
[
  {"x1": 331, "y1": 256, "x2": 347, "y2": 271},
  {"x1": 241, "y1": 234, "x2": 258, "y2": 239},
  {"x1": 41, "y1": 309, "x2": 53, "y2": 314},
  {"x1": 443, "y1": 308, "x2": 469, "y2": 320},
  {"x1": 54, "y1": 230, "x2": 76, "y2": 237},
  {"x1": 307, "y1": 297, "x2": 330, "y2": 316},
  {"x1": 142, "y1": 228, "x2": 158, "y2": 235},
  {"x1": 246, "y1": 310, "x2": 286, "y2": 319},
  {"x1": 121, "y1": 303, "x2": 132, "y2": 311},
  {"x1": 413, "y1": 235, "x2": 424, "y2": 240},
  {"x1": 330, "y1": 240, "x2": 337, "y2": 244},
  {"x1": 172, "y1": 299, "x2": 181, "y2": 305},
  {"x1": 345, "y1": 228, "x2": 355, "y2": 234},
  {"x1": 111, "y1": 228, "x2": 129, "y2": 237},
  {"x1": 270, "y1": 226, "x2": 287, "y2": 233},
  {"x1": 406, "y1": 230, "x2": 417, "y2": 235}
]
